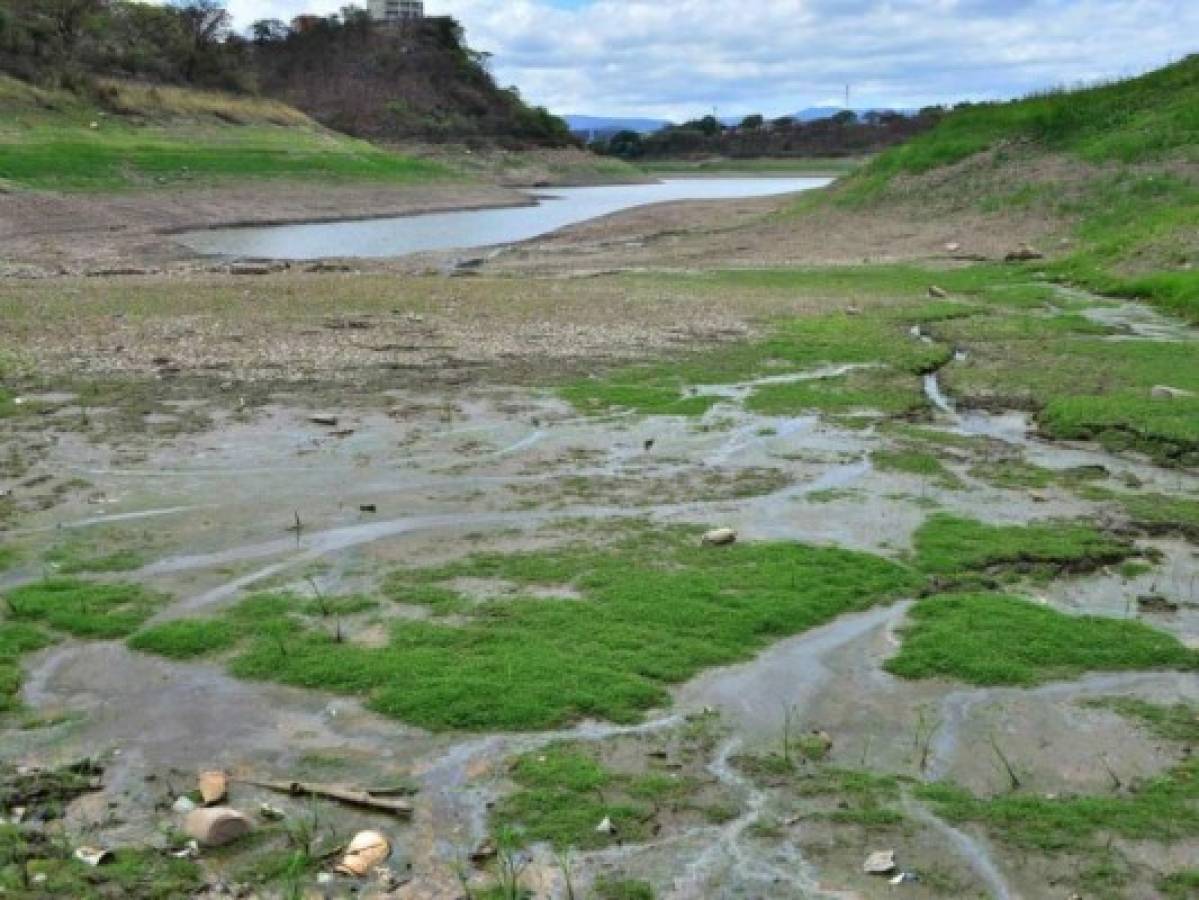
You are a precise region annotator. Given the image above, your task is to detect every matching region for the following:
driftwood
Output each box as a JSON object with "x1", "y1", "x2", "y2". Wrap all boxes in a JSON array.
[{"x1": 236, "y1": 777, "x2": 413, "y2": 817}]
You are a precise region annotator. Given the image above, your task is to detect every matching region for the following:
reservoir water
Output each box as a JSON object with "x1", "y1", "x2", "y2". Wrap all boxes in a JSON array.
[{"x1": 176, "y1": 176, "x2": 831, "y2": 260}]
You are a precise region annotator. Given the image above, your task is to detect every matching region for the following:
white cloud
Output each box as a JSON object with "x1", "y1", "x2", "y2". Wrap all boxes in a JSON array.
[{"x1": 215, "y1": 0, "x2": 1199, "y2": 119}]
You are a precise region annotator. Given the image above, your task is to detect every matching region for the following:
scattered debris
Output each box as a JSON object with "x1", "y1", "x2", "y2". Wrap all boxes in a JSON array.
[
  {"x1": 236, "y1": 777, "x2": 414, "y2": 817},
  {"x1": 73, "y1": 846, "x2": 114, "y2": 867},
  {"x1": 863, "y1": 849, "x2": 897, "y2": 876},
  {"x1": 198, "y1": 770, "x2": 228, "y2": 805},
  {"x1": 889, "y1": 871, "x2": 919, "y2": 885},
  {"x1": 643, "y1": 438, "x2": 656, "y2": 452},
  {"x1": 944, "y1": 241, "x2": 962, "y2": 253},
  {"x1": 184, "y1": 807, "x2": 253, "y2": 847},
  {"x1": 172, "y1": 796, "x2": 197, "y2": 814},
  {"x1": 0, "y1": 759, "x2": 104, "y2": 819},
  {"x1": 701, "y1": 527, "x2": 737, "y2": 547},
  {"x1": 1137, "y1": 594, "x2": 1179, "y2": 614},
  {"x1": 335, "y1": 830, "x2": 391, "y2": 877},
  {"x1": 596, "y1": 816, "x2": 617, "y2": 835},
  {"x1": 309, "y1": 413, "x2": 340, "y2": 426},
  {"x1": 330, "y1": 428, "x2": 355, "y2": 437},
  {"x1": 359, "y1": 504, "x2": 377, "y2": 513},
  {"x1": 927, "y1": 285, "x2": 948, "y2": 298},
  {"x1": 317, "y1": 872, "x2": 336, "y2": 885}
]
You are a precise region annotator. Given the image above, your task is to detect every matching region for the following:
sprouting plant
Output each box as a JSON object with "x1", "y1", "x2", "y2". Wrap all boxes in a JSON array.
[
  {"x1": 493, "y1": 827, "x2": 530, "y2": 900},
  {"x1": 913, "y1": 705, "x2": 942, "y2": 774},
  {"x1": 988, "y1": 731, "x2": 1021, "y2": 791},
  {"x1": 555, "y1": 846, "x2": 577, "y2": 900},
  {"x1": 780, "y1": 703, "x2": 799, "y2": 765}
]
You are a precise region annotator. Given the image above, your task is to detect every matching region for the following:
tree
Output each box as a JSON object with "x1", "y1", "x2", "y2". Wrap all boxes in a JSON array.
[
  {"x1": 250, "y1": 18, "x2": 289, "y2": 45},
  {"x1": 740, "y1": 113, "x2": 764, "y2": 130},
  {"x1": 173, "y1": 0, "x2": 230, "y2": 80},
  {"x1": 606, "y1": 129, "x2": 644, "y2": 159}
]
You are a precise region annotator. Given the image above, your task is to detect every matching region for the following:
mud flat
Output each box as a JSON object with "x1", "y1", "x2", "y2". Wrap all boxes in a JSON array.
[{"x1": 2, "y1": 202, "x2": 1198, "y2": 898}]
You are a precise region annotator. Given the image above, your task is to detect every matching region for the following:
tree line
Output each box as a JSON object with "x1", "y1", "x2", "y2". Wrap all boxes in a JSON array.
[{"x1": 594, "y1": 109, "x2": 944, "y2": 160}]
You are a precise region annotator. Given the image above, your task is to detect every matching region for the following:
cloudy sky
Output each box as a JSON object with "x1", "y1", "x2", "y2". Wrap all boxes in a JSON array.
[{"x1": 217, "y1": 0, "x2": 1198, "y2": 119}]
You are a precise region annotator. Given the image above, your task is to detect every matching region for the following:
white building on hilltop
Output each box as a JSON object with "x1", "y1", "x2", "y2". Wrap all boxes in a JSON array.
[{"x1": 367, "y1": 0, "x2": 424, "y2": 22}]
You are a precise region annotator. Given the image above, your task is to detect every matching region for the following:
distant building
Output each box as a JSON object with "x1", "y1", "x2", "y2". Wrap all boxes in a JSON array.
[{"x1": 367, "y1": 0, "x2": 424, "y2": 23}]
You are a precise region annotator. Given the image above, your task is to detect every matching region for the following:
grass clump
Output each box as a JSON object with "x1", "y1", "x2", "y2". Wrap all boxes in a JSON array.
[
  {"x1": 872, "y1": 448, "x2": 963, "y2": 488},
  {"x1": 1159, "y1": 871, "x2": 1199, "y2": 899},
  {"x1": 135, "y1": 529, "x2": 919, "y2": 730},
  {"x1": 44, "y1": 542, "x2": 144, "y2": 574},
  {"x1": 127, "y1": 619, "x2": 239, "y2": 659},
  {"x1": 886, "y1": 593, "x2": 1196, "y2": 686},
  {"x1": 594, "y1": 877, "x2": 655, "y2": 899},
  {"x1": 1081, "y1": 696, "x2": 1199, "y2": 743},
  {"x1": 3, "y1": 578, "x2": 166, "y2": 639},
  {"x1": 0, "y1": 622, "x2": 54, "y2": 713},
  {"x1": 492, "y1": 742, "x2": 706, "y2": 851},
  {"x1": 912, "y1": 513, "x2": 1134, "y2": 576},
  {"x1": 1110, "y1": 491, "x2": 1199, "y2": 541}
]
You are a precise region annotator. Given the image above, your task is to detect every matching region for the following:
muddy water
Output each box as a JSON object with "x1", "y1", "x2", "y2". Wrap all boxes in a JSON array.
[
  {"x1": 177, "y1": 177, "x2": 830, "y2": 260},
  {"x1": 4, "y1": 299, "x2": 1199, "y2": 897}
]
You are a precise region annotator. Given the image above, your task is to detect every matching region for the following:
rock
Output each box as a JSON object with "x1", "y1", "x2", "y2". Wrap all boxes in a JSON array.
[
  {"x1": 845, "y1": 305, "x2": 862, "y2": 316},
  {"x1": 701, "y1": 528, "x2": 737, "y2": 547},
  {"x1": 1150, "y1": 385, "x2": 1194, "y2": 400},
  {"x1": 890, "y1": 871, "x2": 919, "y2": 885},
  {"x1": 184, "y1": 807, "x2": 252, "y2": 847},
  {"x1": 73, "y1": 846, "x2": 113, "y2": 866},
  {"x1": 258, "y1": 803, "x2": 284, "y2": 821},
  {"x1": 944, "y1": 241, "x2": 962, "y2": 253},
  {"x1": 863, "y1": 849, "x2": 897, "y2": 875},
  {"x1": 1005, "y1": 243, "x2": 1044, "y2": 261},
  {"x1": 595, "y1": 816, "x2": 617, "y2": 835},
  {"x1": 316, "y1": 872, "x2": 336, "y2": 885},
  {"x1": 335, "y1": 830, "x2": 391, "y2": 877},
  {"x1": 172, "y1": 796, "x2": 197, "y2": 814},
  {"x1": 1137, "y1": 594, "x2": 1179, "y2": 614},
  {"x1": 170, "y1": 840, "x2": 200, "y2": 859},
  {"x1": 309, "y1": 413, "x2": 339, "y2": 426},
  {"x1": 198, "y1": 770, "x2": 228, "y2": 805},
  {"x1": 469, "y1": 838, "x2": 497, "y2": 865},
  {"x1": 927, "y1": 285, "x2": 948, "y2": 298}
]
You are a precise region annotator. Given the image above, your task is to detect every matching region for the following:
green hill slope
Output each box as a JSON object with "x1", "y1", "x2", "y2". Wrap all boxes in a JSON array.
[
  {"x1": 0, "y1": 75, "x2": 451, "y2": 191},
  {"x1": 826, "y1": 56, "x2": 1199, "y2": 321}
]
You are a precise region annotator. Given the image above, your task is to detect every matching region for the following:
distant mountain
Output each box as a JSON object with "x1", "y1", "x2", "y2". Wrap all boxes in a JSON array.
[
  {"x1": 565, "y1": 115, "x2": 673, "y2": 136},
  {"x1": 792, "y1": 106, "x2": 916, "y2": 122}
]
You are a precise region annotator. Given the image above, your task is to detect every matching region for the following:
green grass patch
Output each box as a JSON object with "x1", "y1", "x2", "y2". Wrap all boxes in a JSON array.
[
  {"x1": 4, "y1": 578, "x2": 166, "y2": 639},
  {"x1": 0, "y1": 75, "x2": 452, "y2": 191},
  {"x1": 912, "y1": 513, "x2": 1133, "y2": 576},
  {"x1": 133, "y1": 529, "x2": 920, "y2": 730},
  {"x1": 1159, "y1": 870, "x2": 1199, "y2": 899},
  {"x1": 127, "y1": 618, "x2": 239, "y2": 659},
  {"x1": 0, "y1": 622, "x2": 55, "y2": 713},
  {"x1": 872, "y1": 448, "x2": 963, "y2": 488},
  {"x1": 886, "y1": 593, "x2": 1196, "y2": 686},
  {"x1": 594, "y1": 877, "x2": 656, "y2": 900},
  {"x1": 1081, "y1": 696, "x2": 1199, "y2": 743},
  {"x1": 561, "y1": 300, "x2": 951, "y2": 418},
  {"x1": 1110, "y1": 491, "x2": 1199, "y2": 541},
  {"x1": 44, "y1": 542, "x2": 144, "y2": 574}
]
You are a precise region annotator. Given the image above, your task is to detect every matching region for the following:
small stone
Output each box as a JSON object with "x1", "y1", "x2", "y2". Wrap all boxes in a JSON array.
[
  {"x1": 74, "y1": 846, "x2": 113, "y2": 866},
  {"x1": 1005, "y1": 243, "x2": 1044, "y2": 261},
  {"x1": 470, "y1": 838, "x2": 497, "y2": 865},
  {"x1": 927, "y1": 285, "x2": 948, "y2": 298},
  {"x1": 863, "y1": 849, "x2": 897, "y2": 875},
  {"x1": 172, "y1": 796, "x2": 197, "y2": 814},
  {"x1": 944, "y1": 241, "x2": 962, "y2": 253},
  {"x1": 596, "y1": 816, "x2": 617, "y2": 835},
  {"x1": 1150, "y1": 385, "x2": 1194, "y2": 400},
  {"x1": 701, "y1": 527, "x2": 737, "y2": 547},
  {"x1": 317, "y1": 872, "x2": 335, "y2": 885},
  {"x1": 309, "y1": 413, "x2": 339, "y2": 426}
]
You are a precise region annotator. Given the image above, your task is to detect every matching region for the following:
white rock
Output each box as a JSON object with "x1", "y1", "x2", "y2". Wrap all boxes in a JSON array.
[
  {"x1": 172, "y1": 796, "x2": 197, "y2": 814},
  {"x1": 701, "y1": 527, "x2": 737, "y2": 547},
  {"x1": 863, "y1": 849, "x2": 897, "y2": 875},
  {"x1": 1151, "y1": 385, "x2": 1194, "y2": 399},
  {"x1": 595, "y1": 816, "x2": 617, "y2": 834}
]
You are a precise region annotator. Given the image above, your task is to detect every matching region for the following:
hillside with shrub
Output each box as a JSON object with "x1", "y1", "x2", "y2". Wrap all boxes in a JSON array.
[
  {"x1": 814, "y1": 55, "x2": 1198, "y2": 321},
  {"x1": 0, "y1": 0, "x2": 573, "y2": 150}
]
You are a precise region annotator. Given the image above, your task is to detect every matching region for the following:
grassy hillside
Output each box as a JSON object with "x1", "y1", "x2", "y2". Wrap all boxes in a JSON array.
[
  {"x1": 0, "y1": 76, "x2": 451, "y2": 191},
  {"x1": 825, "y1": 55, "x2": 1199, "y2": 322}
]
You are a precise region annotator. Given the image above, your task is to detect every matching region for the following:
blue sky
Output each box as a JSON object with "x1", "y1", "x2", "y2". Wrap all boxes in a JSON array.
[{"x1": 219, "y1": 0, "x2": 1199, "y2": 120}]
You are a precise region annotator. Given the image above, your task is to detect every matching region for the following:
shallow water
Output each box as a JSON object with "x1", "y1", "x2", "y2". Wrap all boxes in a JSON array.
[{"x1": 176, "y1": 177, "x2": 830, "y2": 260}]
